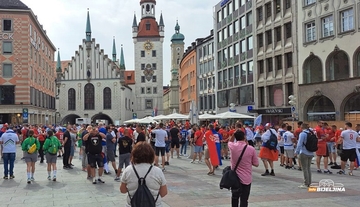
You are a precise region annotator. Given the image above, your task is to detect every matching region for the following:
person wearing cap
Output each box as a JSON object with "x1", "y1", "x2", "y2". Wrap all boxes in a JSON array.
[{"x1": 259, "y1": 123, "x2": 278, "y2": 176}]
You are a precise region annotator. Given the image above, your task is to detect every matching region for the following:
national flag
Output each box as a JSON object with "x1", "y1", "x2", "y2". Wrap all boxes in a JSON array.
[{"x1": 254, "y1": 114, "x2": 262, "y2": 127}]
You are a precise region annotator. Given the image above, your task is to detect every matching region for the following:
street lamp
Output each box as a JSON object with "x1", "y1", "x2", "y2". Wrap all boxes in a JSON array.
[
  {"x1": 17, "y1": 113, "x2": 21, "y2": 125},
  {"x1": 288, "y1": 95, "x2": 296, "y2": 129}
]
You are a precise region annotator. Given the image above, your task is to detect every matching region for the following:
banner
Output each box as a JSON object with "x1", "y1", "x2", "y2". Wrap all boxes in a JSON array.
[
  {"x1": 22, "y1": 108, "x2": 28, "y2": 123},
  {"x1": 254, "y1": 114, "x2": 262, "y2": 127}
]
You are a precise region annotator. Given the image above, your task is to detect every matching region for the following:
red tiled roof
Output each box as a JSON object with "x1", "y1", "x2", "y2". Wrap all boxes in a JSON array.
[
  {"x1": 137, "y1": 18, "x2": 160, "y2": 37},
  {"x1": 124, "y1": 71, "x2": 135, "y2": 85}
]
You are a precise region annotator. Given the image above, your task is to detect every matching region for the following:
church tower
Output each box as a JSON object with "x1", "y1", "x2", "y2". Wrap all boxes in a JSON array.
[
  {"x1": 133, "y1": 0, "x2": 164, "y2": 118},
  {"x1": 169, "y1": 20, "x2": 185, "y2": 113}
]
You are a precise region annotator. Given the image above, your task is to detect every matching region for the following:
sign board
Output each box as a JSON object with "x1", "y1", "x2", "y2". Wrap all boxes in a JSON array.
[
  {"x1": 0, "y1": 33, "x2": 14, "y2": 40},
  {"x1": 22, "y1": 108, "x2": 28, "y2": 123},
  {"x1": 291, "y1": 106, "x2": 296, "y2": 112},
  {"x1": 247, "y1": 106, "x2": 253, "y2": 111},
  {"x1": 133, "y1": 113, "x2": 137, "y2": 119}
]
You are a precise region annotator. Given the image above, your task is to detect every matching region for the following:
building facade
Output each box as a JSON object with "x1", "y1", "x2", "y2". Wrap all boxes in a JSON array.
[
  {"x1": 179, "y1": 43, "x2": 197, "y2": 114},
  {"x1": 132, "y1": 0, "x2": 164, "y2": 118},
  {"x1": 214, "y1": 0, "x2": 255, "y2": 114},
  {"x1": 298, "y1": 0, "x2": 360, "y2": 122},
  {"x1": 56, "y1": 11, "x2": 134, "y2": 125},
  {"x1": 197, "y1": 30, "x2": 216, "y2": 114},
  {"x1": 0, "y1": 0, "x2": 56, "y2": 125},
  {"x1": 251, "y1": 0, "x2": 298, "y2": 124}
]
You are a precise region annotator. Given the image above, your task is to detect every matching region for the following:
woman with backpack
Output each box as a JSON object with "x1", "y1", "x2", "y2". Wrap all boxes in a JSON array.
[
  {"x1": 21, "y1": 129, "x2": 40, "y2": 184},
  {"x1": 120, "y1": 142, "x2": 167, "y2": 207},
  {"x1": 43, "y1": 130, "x2": 61, "y2": 181}
]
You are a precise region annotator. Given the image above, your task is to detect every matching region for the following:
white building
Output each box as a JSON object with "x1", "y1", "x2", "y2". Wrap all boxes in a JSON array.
[
  {"x1": 132, "y1": 0, "x2": 164, "y2": 118},
  {"x1": 56, "y1": 10, "x2": 134, "y2": 125}
]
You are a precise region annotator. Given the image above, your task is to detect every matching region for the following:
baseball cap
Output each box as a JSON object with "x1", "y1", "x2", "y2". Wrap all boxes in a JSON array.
[{"x1": 265, "y1": 123, "x2": 271, "y2": 127}]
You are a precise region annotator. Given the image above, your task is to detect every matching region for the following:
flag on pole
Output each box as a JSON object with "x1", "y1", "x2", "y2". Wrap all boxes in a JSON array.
[{"x1": 254, "y1": 114, "x2": 262, "y2": 127}]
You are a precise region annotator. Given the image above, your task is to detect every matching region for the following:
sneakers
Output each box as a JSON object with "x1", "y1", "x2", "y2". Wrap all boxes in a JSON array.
[
  {"x1": 47, "y1": 176, "x2": 51, "y2": 180},
  {"x1": 349, "y1": 172, "x2": 353, "y2": 176},
  {"x1": 261, "y1": 170, "x2": 270, "y2": 176},
  {"x1": 162, "y1": 168, "x2": 166, "y2": 172},
  {"x1": 114, "y1": 177, "x2": 120, "y2": 182},
  {"x1": 30, "y1": 177, "x2": 35, "y2": 181},
  {"x1": 298, "y1": 167, "x2": 302, "y2": 171},
  {"x1": 104, "y1": 171, "x2": 111, "y2": 175},
  {"x1": 92, "y1": 180, "x2": 97, "y2": 184},
  {"x1": 317, "y1": 169, "x2": 322, "y2": 173},
  {"x1": 329, "y1": 162, "x2": 334, "y2": 165},
  {"x1": 270, "y1": 170, "x2": 275, "y2": 176},
  {"x1": 298, "y1": 184, "x2": 309, "y2": 189},
  {"x1": 337, "y1": 170, "x2": 345, "y2": 175},
  {"x1": 3, "y1": 175, "x2": 8, "y2": 179},
  {"x1": 165, "y1": 161, "x2": 169, "y2": 165},
  {"x1": 97, "y1": 178, "x2": 105, "y2": 183},
  {"x1": 323, "y1": 170, "x2": 333, "y2": 174},
  {"x1": 53, "y1": 176, "x2": 56, "y2": 181},
  {"x1": 9, "y1": 175, "x2": 14, "y2": 179},
  {"x1": 190, "y1": 160, "x2": 195, "y2": 163},
  {"x1": 27, "y1": 178, "x2": 31, "y2": 184}
]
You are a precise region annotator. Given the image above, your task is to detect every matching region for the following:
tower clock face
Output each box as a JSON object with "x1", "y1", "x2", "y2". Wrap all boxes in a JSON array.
[{"x1": 144, "y1": 40, "x2": 153, "y2": 51}]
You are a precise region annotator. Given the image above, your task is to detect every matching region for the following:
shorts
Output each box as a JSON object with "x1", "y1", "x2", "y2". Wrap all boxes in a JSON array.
[
  {"x1": 155, "y1": 147, "x2": 165, "y2": 157},
  {"x1": 171, "y1": 140, "x2": 180, "y2": 149},
  {"x1": 107, "y1": 150, "x2": 115, "y2": 162},
  {"x1": 316, "y1": 142, "x2": 329, "y2": 157},
  {"x1": 221, "y1": 142, "x2": 228, "y2": 150},
  {"x1": 46, "y1": 153, "x2": 57, "y2": 164},
  {"x1": 194, "y1": 146, "x2": 203, "y2": 153},
  {"x1": 284, "y1": 149, "x2": 294, "y2": 159},
  {"x1": 340, "y1": 148, "x2": 356, "y2": 162},
  {"x1": 70, "y1": 146, "x2": 75, "y2": 156},
  {"x1": 204, "y1": 146, "x2": 210, "y2": 159},
  {"x1": 24, "y1": 152, "x2": 38, "y2": 163},
  {"x1": 165, "y1": 142, "x2": 170, "y2": 153},
  {"x1": 87, "y1": 153, "x2": 104, "y2": 168},
  {"x1": 279, "y1": 146, "x2": 284, "y2": 155},
  {"x1": 327, "y1": 142, "x2": 336, "y2": 153},
  {"x1": 119, "y1": 153, "x2": 130, "y2": 169}
]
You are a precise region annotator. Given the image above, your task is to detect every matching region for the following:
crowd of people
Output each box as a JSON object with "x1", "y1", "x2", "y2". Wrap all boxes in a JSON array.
[{"x1": 0, "y1": 119, "x2": 360, "y2": 207}]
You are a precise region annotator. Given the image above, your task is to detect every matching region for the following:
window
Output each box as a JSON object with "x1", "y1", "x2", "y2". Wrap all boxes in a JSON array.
[
  {"x1": 223, "y1": 27, "x2": 227, "y2": 39},
  {"x1": 146, "y1": 87, "x2": 151, "y2": 94},
  {"x1": 153, "y1": 87, "x2": 157, "y2": 94},
  {"x1": 240, "y1": 85, "x2": 254, "y2": 105},
  {"x1": 145, "y1": 99, "x2": 153, "y2": 109},
  {"x1": 228, "y1": 24, "x2": 233, "y2": 36},
  {"x1": 228, "y1": 2, "x2": 232, "y2": 15},
  {"x1": 228, "y1": 45, "x2": 233, "y2": 58},
  {"x1": 246, "y1": 11, "x2": 252, "y2": 26},
  {"x1": 258, "y1": 60, "x2": 264, "y2": 73},
  {"x1": 2, "y1": 63, "x2": 12, "y2": 77},
  {"x1": 68, "y1": 88, "x2": 76, "y2": 110},
  {"x1": 240, "y1": 16, "x2": 246, "y2": 30},
  {"x1": 2, "y1": 19, "x2": 12, "y2": 31},
  {"x1": 265, "y1": 3, "x2": 272, "y2": 19},
  {"x1": 257, "y1": 7, "x2": 263, "y2": 22},
  {"x1": 322, "y1": 15, "x2": 334, "y2": 37},
  {"x1": 141, "y1": 76, "x2": 145, "y2": 83},
  {"x1": 241, "y1": 63, "x2": 246, "y2": 77},
  {"x1": 275, "y1": 0, "x2": 281, "y2": 13},
  {"x1": 141, "y1": 51, "x2": 145, "y2": 57},
  {"x1": 146, "y1": 23, "x2": 150, "y2": 30},
  {"x1": 152, "y1": 63, "x2": 157, "y2": 70},
  {"x1": 341, "y1": 8, "x2": 354, "y2": 32},
  {"x1": 275, "y1": 27, "x2": 281, "y2": 42},
  {"x1": 240, "y1": 40, "x2": 246, "y2": 53},
  {"x1": 0, "y1": 86, "x2": 15, "y2": 104},
  {"x1": 247, "y1": 61, "x2": 253, "y2": 75},
  {"x1": 141, "y1": 63, "x2": 145, "y2": 70},
  {"x1": 141, "y1": 87, "x2": 145, "y2": 94},
  {"x1": 84, "y1": 83, "x2": 95, "y2": 110},
  {"x1": 217, "y1": 31, "x2": 222, "y2": 43},
  {"x1": 305, "y1": 22, "x2": 316, "y2": 42},
  {"x1": 267, "y1": 58, "x2": 273, "y2": 72},
  {"x1": 285, "y1": 52, "x2": 292, "y2": 68},
  {"x1": 152, "y1": 76, "x2": 157, "y2": 82},
  {"x1": 327, "y1": 51, "x2": 350, "y2": 81},
  {"x1": 217, "y1": 10, "x2": 222, "y2": 23},
  {"x1": 103, "y1": 87, "x2": 111, "y2": 109},
  {"x1": 276, "y1": 55, "x2": 282, "y2": 70},
  {"x1": 258, "y1": 33, "x2": 263, "y2": 47},
  {"x1": 2, "y1": 42, "x2": 12, "y2": 54},
  {"x1": 152, "y1": 50, "x2": 156, "y2": 57},
  {"x1": 304, "y1": 0, "x2": 316, "y2": 6},
  {"x1": 266, "y1": 30, "x2": 272, "y2": 45},
  {"x1": 285, "y1": 23, "x2": 292, "y2": 38},
  {"x1": 234, "y1": 42, "x2": 239, "y2": 56},
  {"x1": 285, "y1": 0, "x2": 291, "y2": 9},
  {"x1": 234, "y1": 0, "x2": 239, "y2": 10},
  {"x1": 247, "y1": 36, "x2": 253, "y2": 50},
  {"x1": 303, "y1": 56, "x2": 322, "y2": 83},
  {"x1": 234, "y1": 20, "x2": 239, "y2": 33}
]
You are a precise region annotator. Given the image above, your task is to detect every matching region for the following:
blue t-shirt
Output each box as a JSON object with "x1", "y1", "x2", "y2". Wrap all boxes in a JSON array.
[
  {"x1": 0, "y1": 129, "x2": 19, "y2": 153},
  {"x1": 181, "y1": 129, "x2": 188, "y2": 141}
]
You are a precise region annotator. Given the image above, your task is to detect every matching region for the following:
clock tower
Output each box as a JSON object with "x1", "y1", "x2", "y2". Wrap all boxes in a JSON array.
[{"x1": 133, "y1": 0, "x2": 164, "y2": 118}]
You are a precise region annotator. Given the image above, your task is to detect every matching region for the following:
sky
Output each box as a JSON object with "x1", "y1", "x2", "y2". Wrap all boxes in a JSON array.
[{"x1": 21, "y1": 0, "x2": 220, "y2": 85}]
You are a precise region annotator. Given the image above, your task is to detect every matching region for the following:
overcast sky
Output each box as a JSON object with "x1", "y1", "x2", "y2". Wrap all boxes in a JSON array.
[{"x1": 21, "y1": 0, "x2": 220, "y2": 85}]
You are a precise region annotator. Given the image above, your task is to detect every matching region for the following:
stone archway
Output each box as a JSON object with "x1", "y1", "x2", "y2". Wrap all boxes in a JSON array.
[
  {"x1": 92, "y1": 113, "x2": 113, "y2": 125},
  {"x1": 60, "y1": 114, "x2": 81, "y2": 125},
  {"x1": 342, "y1": 92, "x2": 360, "y2": 121},
  {"x1": 305, "y1": 95, "x2": 335, "y2": 121}
]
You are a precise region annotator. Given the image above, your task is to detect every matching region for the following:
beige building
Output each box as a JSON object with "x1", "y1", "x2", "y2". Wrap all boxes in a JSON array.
[
  {"x1": 251, "y1": 0, "x2": 298, "y2": 125},
  {"x1": 297, "y1": 0, "x2": 360, "y2": 122}
]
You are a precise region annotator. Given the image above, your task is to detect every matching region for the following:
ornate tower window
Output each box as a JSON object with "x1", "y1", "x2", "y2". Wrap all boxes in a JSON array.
[
  {"x1": 103, "y1": 87, "x2": 111, "y2": 109},
  {"x1": 84, "y1": 83, "x2": 95, "y2": 110},
  {"x1": 68, "y1": 88, "x2": 76, "y2": 110}
]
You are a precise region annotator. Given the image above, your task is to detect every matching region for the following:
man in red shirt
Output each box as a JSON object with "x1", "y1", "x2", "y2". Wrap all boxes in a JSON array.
[
  {"x1": 38, "y1": 126, "x2": 47, "y2": 163},
  {"x1": 55, "y1": 128, "x2": 64, "y2": 157},
  {"x1": 219, "y1": 126, "x2": 230, "y2": 159},
  {"x1": 191, "y1": 125, "x2": 203, "y2": 163},
  {"x1": 315, "y1": 121, "x2": 332, "y2": 173},
  {"x1": 293, "y1": 121, "x2": 303, "y2": 170}
]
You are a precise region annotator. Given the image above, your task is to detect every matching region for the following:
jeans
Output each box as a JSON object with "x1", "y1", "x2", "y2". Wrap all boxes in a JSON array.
[
  {"x1": 113, "y1": 141, "x2": 117, "y2": 155},
  {"x1": 232, "y1": 183, "x2": 251, "y2": 207},
  {"x1": 180, "y1": 141, "x2": 188, "y2": 155},
  {"x1": 3, "y1": 153, "x2": 16, "y2": 176},
  {"x1": 81, "y1": 146, "x2": 88, "y2": 168},
  {"x1": 299, "y1": 153, "x2": 313, "y2": 186}
]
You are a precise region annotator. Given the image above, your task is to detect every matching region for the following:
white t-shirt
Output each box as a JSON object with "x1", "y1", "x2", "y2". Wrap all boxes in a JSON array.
[
  {"x1": 133, "y1": 131, "x2": 139, "y2": 142},
  {"x1": 283, "y1": 131, "x2": 295, "y2": 150},
  {"x1": 277, "y1": 129, "x2": 286, "y2": 146},
  {"x1": 357, "y1": 131, "x2": 360, "y2": 148},
  {"x1": 152, "y1": 129, "x2": 167, "y2": 147},
  {"x1": 261, "y1": 128, "x2": 277, "y2": 142},
  {"x1": 341, "y1": 129, "x2": 359, "y2": 149},
  {"x1": 121, "y1": 163, "x2": 166, "y2": 207}
]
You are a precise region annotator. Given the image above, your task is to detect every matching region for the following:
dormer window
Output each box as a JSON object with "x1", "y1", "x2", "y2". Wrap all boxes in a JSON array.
[
  {"x1": 146, "y1": 23, "x2": 150, "y2": 30},
  {"x1": 146, "y1": 4, "x2": 150, "y2": 13}
]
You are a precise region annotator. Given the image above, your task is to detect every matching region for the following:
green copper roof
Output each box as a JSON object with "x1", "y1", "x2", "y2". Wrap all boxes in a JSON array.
[
  {"x1": 56, "y1": 50, "x2": 61, "y2": 73},
  {"x1": 159, "y1": 13, "x2": 164, "y2": 26},
  {"x1": 86, "y1": 9, "x2": 92, "y2": 41},
  {"x1": 132, "y1": 14, "x2": 137, "y2": 27},
  {"x1": 120, "y1": 45, "x2": 125, "y2": 70},
  {"x1": 112, "y1": 37, "x2": 117, "y2": 61},
  {"x1": 171, "y1": 20, "x2": 184, "y2": 42}
]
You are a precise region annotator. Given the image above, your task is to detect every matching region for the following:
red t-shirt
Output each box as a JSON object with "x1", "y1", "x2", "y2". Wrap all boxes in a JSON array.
[
  {"x1": 335, "y1": 130, "x2": 342, "y2": 143},
  {"x1": 315, "y1": 126, "x2": 326, "y2": 143},
  {"x1": 194, "y1": 130, "x2": 203, "y2": 146},
  {"x1": 221, "y1": 130, "x2": 229, "y2": 142},
  {"x1": 228, "y1": 129, "x2": 235, "y2": 137},
  {"x1": 38, "y1": 130, "x2": 46, "y2": 142},
  {"x1": 56, "y1": 131, "x2": 64, "y2": 141},
  {"x1": 294, "y1": 128, "x2": 302, "y2": 140},
  {"x1": 325, "y1": 128, "x2": 335, "y2": 142}
]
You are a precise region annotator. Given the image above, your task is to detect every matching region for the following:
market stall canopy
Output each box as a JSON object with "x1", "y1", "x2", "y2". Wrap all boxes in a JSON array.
[
  {"x1": 137, "y1": 117, "x2": 158, "y2": 124},
  {"x1": 213, "y1": 111, "x2": 255, "y2": 119},
  {"x1": 153, "y1": 114, "x2": 168, "y2": 120},
  {"x1": 123, "y1": 119, "x2": 139, "y2": 124},
  {"x1": 199, "y1": 113, "x2": 217, "y2": 120},
  {"x1": 162, "y1": 113, "x2": 189, "y2": 120}
]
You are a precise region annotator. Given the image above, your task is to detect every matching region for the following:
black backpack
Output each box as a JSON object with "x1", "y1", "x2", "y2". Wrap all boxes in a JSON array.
[
  {"x1": 265, "y1": 129, "x2": 278, "y2": 150},
  {"x1": 304, "y1": 131, "x2": 318, "y2": 152},
  {"x1": 128, "y1": 165, "x2": 159, "y2": 207}
]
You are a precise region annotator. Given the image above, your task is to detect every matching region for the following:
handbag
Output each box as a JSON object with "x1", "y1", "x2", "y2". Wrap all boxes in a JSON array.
[
  {"x1": 219, "y1": 145, "x2": 248, "y2": 191},
  {"x1": 27, "y1": 138, "x2": 37, "y2": 154}
]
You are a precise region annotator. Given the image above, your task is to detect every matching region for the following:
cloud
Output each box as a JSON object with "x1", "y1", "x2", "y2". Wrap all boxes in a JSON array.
[{"x1": 21, "y1": 0, "x2": 220, "y2": 84}]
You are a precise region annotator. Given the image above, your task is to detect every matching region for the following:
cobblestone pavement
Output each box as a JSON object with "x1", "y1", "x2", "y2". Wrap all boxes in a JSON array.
[{"x1": 0, "y1": 146, "x2": 359, "y2": 207}]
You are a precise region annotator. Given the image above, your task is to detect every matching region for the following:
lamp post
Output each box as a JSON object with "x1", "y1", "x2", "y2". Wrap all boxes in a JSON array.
[{"x1": 288, "y1": 95, "x2": 297, "y2": 129}]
